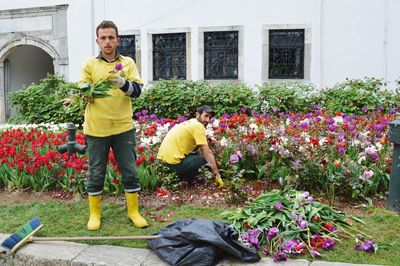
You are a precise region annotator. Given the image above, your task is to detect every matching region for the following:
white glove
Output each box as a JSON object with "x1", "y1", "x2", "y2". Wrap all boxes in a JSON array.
[{"x1": 109, "y1": 74, "x2": 126, "y2": 88}]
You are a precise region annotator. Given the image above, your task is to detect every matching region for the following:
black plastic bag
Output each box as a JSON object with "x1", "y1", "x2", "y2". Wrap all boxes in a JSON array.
[{"x1": 147, "y1": 218, "x2": 260, "y2": 266}]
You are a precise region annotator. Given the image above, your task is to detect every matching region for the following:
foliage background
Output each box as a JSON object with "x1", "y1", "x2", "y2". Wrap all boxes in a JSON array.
[{"x1": 8, "y1": 75, "x2": 400, "y2": 124}]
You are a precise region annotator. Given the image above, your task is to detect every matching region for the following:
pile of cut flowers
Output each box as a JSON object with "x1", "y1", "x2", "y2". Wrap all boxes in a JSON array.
[
  {"x1": 221, "y1": 189, "x2": 389, "y2": 262},
  {"x1": 64, "y1": 63, "x2": 125, "y2": 115}
]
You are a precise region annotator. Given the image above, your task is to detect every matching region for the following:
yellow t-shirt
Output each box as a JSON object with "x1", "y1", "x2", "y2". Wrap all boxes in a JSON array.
[
  {"x1": 157, "y1": 118, "x2": 207, "y2": 164},
  {"x1": 79, "y1": 55, "x2": 143, "y2": 137}
]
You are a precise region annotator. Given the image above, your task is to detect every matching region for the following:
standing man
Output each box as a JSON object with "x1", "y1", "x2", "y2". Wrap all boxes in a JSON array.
[
  {"x1": 157, "y1": 105, "x2": 225, "y2": 187},
  {"x1": 80, "y1": 20, "x2": 147, "y2": 230}
]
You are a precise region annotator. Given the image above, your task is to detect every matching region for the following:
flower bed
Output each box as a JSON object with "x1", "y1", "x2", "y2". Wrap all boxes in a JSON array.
[{"x1": 0, "y1": 107, "x2": 397, "y2": 202}]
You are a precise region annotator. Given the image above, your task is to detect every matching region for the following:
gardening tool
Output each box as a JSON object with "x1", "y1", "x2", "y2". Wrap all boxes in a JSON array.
[{"x1": 1, "y1": 217, "x2": 159, "y2": 254}]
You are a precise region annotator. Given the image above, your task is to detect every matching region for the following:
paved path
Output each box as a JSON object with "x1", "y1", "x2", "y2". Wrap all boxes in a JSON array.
[{"x1": 0, "y1": 233, "x2": 381, "y2": 266}]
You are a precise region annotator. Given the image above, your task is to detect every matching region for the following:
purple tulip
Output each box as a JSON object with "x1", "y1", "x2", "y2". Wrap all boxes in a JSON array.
[
  {"x1": 328, "y1": 124, "x2": 338, "y2": 132},
  {"x1": 311, "y1": 249, "x2": 322, "y2": 257},
  {"x1": 373, "y1": 124, "x2": 383, "y2": 132},
  {"x1": 322, "y1": 238, "x2": 336, "y2": 250},
  {"x1": 297, "y1": 219, "x2": 308, "y2": 229},
  {"x1": 229, "y1": 154, "x2": 240, "y2": 164},
  {"x1": 241, "y1": 229, "x2": 261, "y2": 249},
  {"x1": 299, "y1": 122, "x2": 308, "y2": 128},
  {"x1": 326, "y1": 117, "x2": 335, "y2": 125},
  {"x1": 247, "y1": 145, "x2": 257, "y2": 155},
  {"x1": 262, "y1": 248, "x2": 271, "y2": 256},
  {"x1": 281, "y1": 239, "x2": 299, "y2": 253},
  {"x1": 273, "y1": 251, "x2": 288, "y2": 262},
  {"x1": 114, "y1": 63, "x2": 123, "y2": 71},
  {"x1": 177, "y1": 116, "x2": 187, "y2": 123},
  {"x1": 274, "y1": 202, "x2": 284, "y2": 211},
  {"x1": 267, "y1": 227, "x2": 279, "y2": 240},
  {"x1": 355, "y1": 240, "x2": 375, "y2": 253},
  {"x1": 348, "y1": 124, "x2": 356, "y2": 131},
  {"x1": 306, "y1": 196, "x2": 314, "y2": 203},
  {"x1": 338, "y1": 147, "x2": 345, "y2": 154}
]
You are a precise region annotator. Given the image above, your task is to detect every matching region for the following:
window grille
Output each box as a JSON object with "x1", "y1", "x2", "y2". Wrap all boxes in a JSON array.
[
  {"x1": 204, "y1": 31, "x2": 238, "y2": 79},
  {"x1": 269, "y1": 29, "x2": 304, "y2": 79},
  {"x1": 153, "y1": 33, "x2": 186, "y2": 80},
  {"x1": 117, "y1": 35, "x2": 136, "y2": 60}
]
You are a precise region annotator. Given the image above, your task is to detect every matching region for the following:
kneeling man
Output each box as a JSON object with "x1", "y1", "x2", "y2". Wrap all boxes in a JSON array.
[{"x1": 157, "y1": 105, "x2": 225, "y2": 187}]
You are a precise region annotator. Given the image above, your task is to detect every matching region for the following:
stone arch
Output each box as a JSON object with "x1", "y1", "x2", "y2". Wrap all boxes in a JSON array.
[
  {"x1": 0, "y1": 37, "x2": 61, "y2": 122},
  {"x1": 0, "y1": 36, "x2": 60, "y2": 68}
]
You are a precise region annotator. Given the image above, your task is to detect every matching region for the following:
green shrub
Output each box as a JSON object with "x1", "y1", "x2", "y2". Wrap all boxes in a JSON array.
[
  {"x1": 318, "y1": 77, "x2": 399, "y2": 114},
  {"x1": 9, "y1": 74, "x2": 83, "y2": 125},
  {"x1": 132, "y1": 79, "x2": 257, "y2": 118},
  {"x1": 257, "y1": 81, "x2": 318, "y2": 113}
]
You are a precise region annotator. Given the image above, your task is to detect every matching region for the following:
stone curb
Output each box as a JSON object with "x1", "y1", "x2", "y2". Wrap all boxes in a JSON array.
[{"x1": 0, "y1": 233, "x2": 381, "y2": 266}]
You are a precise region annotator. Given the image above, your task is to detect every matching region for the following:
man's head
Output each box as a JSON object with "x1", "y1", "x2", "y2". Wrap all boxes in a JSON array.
[
  {"x1": 96, "y1": 20, "x2": 120, "y2": 58},
  {"x1": 195, "y1": 105, "x2": 215, "y2": 126}
]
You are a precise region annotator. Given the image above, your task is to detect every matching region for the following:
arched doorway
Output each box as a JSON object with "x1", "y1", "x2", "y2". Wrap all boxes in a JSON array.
[{"x1": 3, "y1": 45, "x2": 54, "y2": 120}]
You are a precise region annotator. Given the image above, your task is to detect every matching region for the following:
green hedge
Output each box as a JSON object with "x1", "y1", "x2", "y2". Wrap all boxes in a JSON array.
[
  {"x1": 132, "y1": 79, "x2": 258, "y2": 118},
  {"x1": 257, "y1": 82, "x2": 317, "y2": 113},
  {"x1": 9, "y1": 75, "x2": 83, "y2": 125},
  {"x1": 8, "y1": 75, "x2": 400, "y2": 125},
  {"x1": 318, "y1": 77, "x2": 399, "y2": 114}
]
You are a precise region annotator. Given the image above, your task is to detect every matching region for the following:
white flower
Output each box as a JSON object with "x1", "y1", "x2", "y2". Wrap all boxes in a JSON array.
[
  {"x1": 375, "y1": 142, "x2": 383, "y2": 151},
  {"x1": 220, "y1": 137, "x2": 229, "y2": 147},
  {"x1": 238, "y1": 126, "x2": 247, "y2": 133},
  {"x1": 333, "y1": 116, "x2": 343, "y2": 124},
  {"x1": 301, "y1": 132, "x2": 310, "y2": 143},
  {"x1": 280, "y1": 136, "x2": 289, "y2": 145},
  {"x1": 319, "y1": 137, "x2": 328, "y2": 146},
  {"x1": 206, "y1": 124, "x2": 214, "y2": 137},
  {"x1": 351, "y1": 139, "x2": 361, "y2": 147},
  {"x1": 357, "y1": 156, "x2": 366, "y2": 164},
  {"x1": 212, "y1": 119, "x2": 220, "y2": 128},
  {"x1": 249, "y1": 123, "x2": 259, "y2": 132}
]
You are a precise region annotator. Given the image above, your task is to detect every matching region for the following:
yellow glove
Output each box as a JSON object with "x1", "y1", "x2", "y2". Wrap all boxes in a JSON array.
[{"x1": 215, "y1": 176, "x2": 225, "y2": 188}]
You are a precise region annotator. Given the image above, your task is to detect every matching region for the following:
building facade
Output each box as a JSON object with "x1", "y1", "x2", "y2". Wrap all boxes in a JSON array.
[{"x1": 0, "y1": 0, "x2": 399, "y2": 122}]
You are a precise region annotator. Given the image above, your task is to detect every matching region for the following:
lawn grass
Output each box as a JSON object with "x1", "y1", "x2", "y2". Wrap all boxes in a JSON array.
[{"x1": 0, "y1": 201, "x2": 399, "y2": 265}]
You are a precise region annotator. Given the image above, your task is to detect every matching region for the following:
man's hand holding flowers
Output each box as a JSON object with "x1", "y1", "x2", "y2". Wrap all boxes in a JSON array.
[
  {"x1": 108, "y1": 74, "x2": 126, "y2": 87},
  {"x1": 108, "y1": 63, "x2": 142, "y2": 98}
]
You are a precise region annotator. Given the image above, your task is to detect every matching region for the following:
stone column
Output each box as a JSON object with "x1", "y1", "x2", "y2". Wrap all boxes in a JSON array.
[
  {"x1": 0, "y1": 62, "x2": 5, "y2": 123},
  {"x1": 388, "y1": 119, "x2": 400, "y2": 211}
]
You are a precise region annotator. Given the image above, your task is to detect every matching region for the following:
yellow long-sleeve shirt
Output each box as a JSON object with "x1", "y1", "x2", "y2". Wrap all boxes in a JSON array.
[{"x1": 79, "y1": 55, "x2": 142, "y2": 137}]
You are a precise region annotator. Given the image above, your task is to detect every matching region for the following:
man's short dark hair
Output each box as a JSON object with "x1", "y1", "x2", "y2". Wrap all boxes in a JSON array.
[
  {"x1": 196, "y1": 105, "x2": 215, "y2": 116},
  {"x1": 96, "y1": 20, "x2": 119, "y2": 37}
]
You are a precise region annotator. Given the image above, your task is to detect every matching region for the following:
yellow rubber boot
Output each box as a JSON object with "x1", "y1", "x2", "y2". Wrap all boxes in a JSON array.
[
  {"x1": 87, "y1": 195, "x2": 101, "y2": 230},
  {"x1": 125, "y1": 192, "x2": 148, "y2": 228}
]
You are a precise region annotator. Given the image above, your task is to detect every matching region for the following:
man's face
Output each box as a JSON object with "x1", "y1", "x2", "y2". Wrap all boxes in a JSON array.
[
  {"x1": 96, "y1": 27, "x2": 120, "y2": 56},
  {"x1": 196, "y1": 112, "x2": 212, "y2": 127}
]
